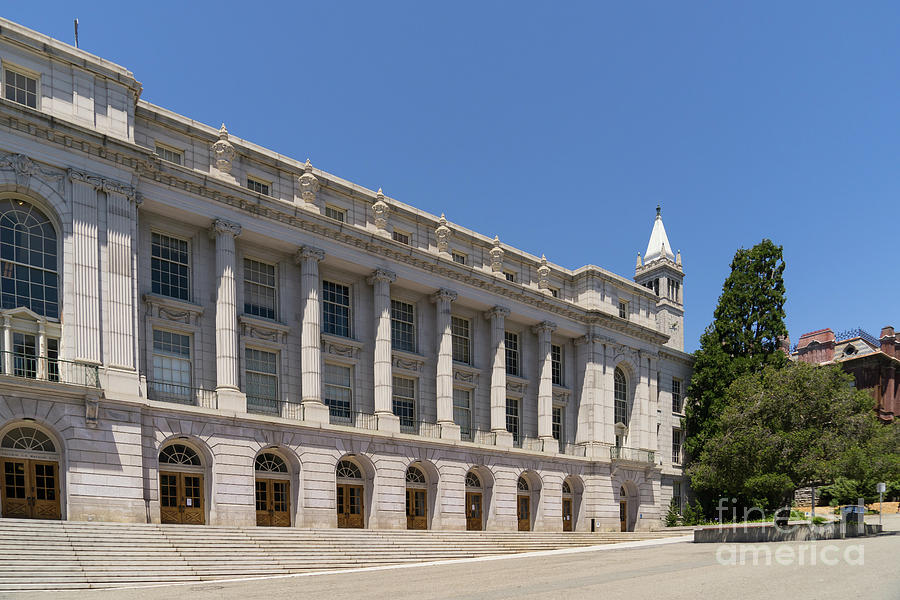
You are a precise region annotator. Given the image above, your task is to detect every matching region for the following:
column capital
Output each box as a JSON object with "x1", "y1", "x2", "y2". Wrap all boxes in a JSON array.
[
  {"x1": 430, "y1": 288, "x2": 458, "y2": 304},
  {"x1": 574, "y1": 334, "x2": 592, "y2": 346},
  {"x1": 484, "y1": 305, "x2": 510, "y2": 321},
  {"x1": 532, "y1": 320, "x2": 558, "y2": 336},
  {"x1": 368, "y1": 268, "x2": 397, "y2": 285},
  {"x1": 209, "y1": 218, "x2": 242, "y2": 238},
  {"x1": 296, "y1": 245, "x2": 325, "y2": 263}
]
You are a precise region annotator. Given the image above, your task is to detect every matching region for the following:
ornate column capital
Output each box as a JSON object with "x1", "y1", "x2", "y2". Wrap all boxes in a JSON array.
[
  {"x1": 368, "y1": 267, "x2": 397, "y2": 285},
  {"x1": 532, "y1": 320, "x2": 558, "y2": 336},
  {"x1": 209, "y1": 218, "x2": 242, "y2": 238},
  {"x1": 574, "y1": 334, "x2": 592, "y2": 346},
  {"x1": 296, "y1": 245, "x2": 325, "y2": 264},
  {"x1": 430, "y1": 288, "x2": 458, "y2": 304},
  {"x1": 101, "y1": 179, "x2": 138, "y2": 201},
  {"x1": 484, "y1": 305, "x2": 510, "y2": 321}
]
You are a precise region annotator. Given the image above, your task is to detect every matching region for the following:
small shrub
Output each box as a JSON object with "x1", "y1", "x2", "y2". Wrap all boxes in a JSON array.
[{"x1": 665, "y1": 498, "x2": 681, "y2": 527}]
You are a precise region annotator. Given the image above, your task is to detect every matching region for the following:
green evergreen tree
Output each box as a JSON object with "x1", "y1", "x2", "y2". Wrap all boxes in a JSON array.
[{"x1": 664, "y1": 498, "x2": 681, "y2": 527}]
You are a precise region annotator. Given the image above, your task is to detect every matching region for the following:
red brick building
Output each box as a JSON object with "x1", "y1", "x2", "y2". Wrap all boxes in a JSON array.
[{"x1": 792, "y1": 326, "x2": 898, "y2": 423}]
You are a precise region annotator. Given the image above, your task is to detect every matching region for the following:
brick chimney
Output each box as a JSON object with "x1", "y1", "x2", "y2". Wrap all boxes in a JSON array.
[
  {"x1": 880, "y1": 326, "x2": 896, "y2": 358},
  {"x1": 795, "y1": 329, "x2": 836, "y2": 363}
]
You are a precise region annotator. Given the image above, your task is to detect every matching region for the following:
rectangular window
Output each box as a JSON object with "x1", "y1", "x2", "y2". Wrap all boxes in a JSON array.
[
  {"x1": 451, "y1": 316, "x2": 471, "y2": 364},
  {"x1": 505, "y1": 398, "x2": 520, "y2": 445},
  {"x1": 672, "y1": 429, "x2": 682, "y2": 464},
  {"x1": 672, "y1": 378, "x2": 683, "y2": 413},
  {"x1": 392, "y1": 230, "x2": 410, "y2": 245},
  {"x1": 245, "y1": 348, "x2": 278, "y2": 412},
  {"x1": 451, "y1": 251, "x2": 467, "y2": 265},
  {"x1": 243, "y1": 258, "x2": 276, "y2": 320},
  {"x1": 392, "y1": 376, "x2": 416, "y2": 429},
  {"x1": 4, "y1": 68, "x2": 37, "y2": 109},
  {"x1": 323, "y1": 280, "x2": 351, "y2": 338},
  {"x1": 155, "y1": 144, "x2": 183, "y2": 166},
  {"x1": 453, "y1": 388, "x2": 471, "y2": 440},
  {"x1": 324, "y1": 205, "x2": 346, "y2": 222},
  {"x1": 151, "y1": 329, "x2": 191, "y2": 402},
  {"x1": 504, "y1": 271, "x2": 516, "y2": 283},
  {"x1": 390, "y1": 299, "x2": 416, "y2": 352},
  {"x1": 618, "y1": 299, "x2": 628, "y2": 319},
  {"x1": 504, "y1": 331, "x2": 520, "y2": 377},
  {"x1": 247, "y1": 177, "x2": 270, "y2": 195},
  {"x1": 673, "y1": 481, "x2": 683, "y2": 511},
  {"x1": 552, "y1": 406, "x2": 563, "y2": 445},
  {"x1": 151, "y1": 232, "x2": 190, "y2": 301},
  {"x1": 551, "y1": 344, "x2": 563, "y2": 386},
  {"x1": 11, "y1": 332, "x2": 37, "y2": 378},
  {"x1": 324, "y1": 363, "x2": 353, "y2": 420}
]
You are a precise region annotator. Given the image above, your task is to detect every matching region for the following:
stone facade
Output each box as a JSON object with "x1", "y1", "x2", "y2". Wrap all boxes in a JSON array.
[{"x1": 0, "y1": 18, "x2": 690, "y2": 532}]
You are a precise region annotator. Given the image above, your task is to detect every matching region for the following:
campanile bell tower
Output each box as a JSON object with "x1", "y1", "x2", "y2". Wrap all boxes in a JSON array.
[{"x1": 635, "y1": 206, "x2": 684, "y2": 351}]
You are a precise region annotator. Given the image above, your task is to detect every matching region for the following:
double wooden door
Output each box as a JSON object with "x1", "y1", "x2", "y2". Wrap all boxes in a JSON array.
[
  {"x1": 517, "y1": 495, "x2": 530, "y2": 531},
  {"x1": 1, "y1": 458, "x2": 60, "y2": 520},
  {"x1": 256, "y1": 478, "x2": 290, "y2": 527},
  {"x1": 406, "y1": 488, "x2": 427, "y2": 530},
  {"x1": 620, "y1": 500, "x2": 628, "y2": 532},
  {"x1": 562, "y1": 497, "x2": 573, "y2": 532},
  {"x1": 465, "y1": 491, "x2": 483, "y2": 531},
  {"x1": 159, "y1": 471, "x2": 205, "y2": 525},
  {"x1": 336, "y1": 483, "x2": 364, "y2": 528}
]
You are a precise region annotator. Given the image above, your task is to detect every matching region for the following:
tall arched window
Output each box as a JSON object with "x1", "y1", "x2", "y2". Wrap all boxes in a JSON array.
[
  {"x1": 0, "y1": 199, "x2": 58, "y2": 319},
  {"x1": 614, "y1": 367, "x2": 628, "y2": 426}
]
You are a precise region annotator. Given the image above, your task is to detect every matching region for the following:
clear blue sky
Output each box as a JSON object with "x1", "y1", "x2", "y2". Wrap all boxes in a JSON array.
[{"x1": 6, "y1": 2, "x2": 899, "y2": 352}]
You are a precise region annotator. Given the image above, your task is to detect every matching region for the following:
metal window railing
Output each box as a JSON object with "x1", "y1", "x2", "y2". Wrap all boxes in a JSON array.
[
  {"x1": 520, "y1": 437, "x2": 544, "y2": 452},
  {"x1": 147, "y1": 380, "x2": 216, "y2": 408},
  {"x1": 328, "y1": 409, "x2": 378, "y2": 431},
  {"x1": 472, "y1": 429, "x2": 496, "y2": 446},
  {"x1": 0, "y1": 351, "x2": 99, "y2": 387},
  {"x1": 246, "y1": 396, "x2": 303, "y2": 420},
  {"x1": 399, "y1": 419, "x2": 442, "y2": 439},
  {"x1": 610, "y1": 446, "x2": 656, "y2": 463},
  {"x1": 559, "y1": 443, "x2": 587, "y2": 457}
]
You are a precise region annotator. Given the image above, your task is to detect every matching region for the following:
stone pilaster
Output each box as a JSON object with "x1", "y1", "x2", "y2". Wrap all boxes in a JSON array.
[
  {"x1": 103, "y1": 183, "x2": 138, "y2": 370},
  {"x1": 485, "y1": 306, "x2": 512, "y2": 447},
  {"x1": 210, "y1": 218, "x2": 245, "y2": 412},
  {"x1": 431, "y1": 289, "x2": 459, "y2": 440},
  {"x1": 68, "y1": 170, "x2": 101, "y2": 365},
  {"x1": 297, "y1": 246, "x2": 328, "y2": 423},
  {"x1": 1, "y1": 315, "x2": 10, "y2": 375},
  {"x1": 533, "y1": 320, "x2": 557, "y2": 446},
  {"x1": 575, "y1": 330, "x2": 605, "y2": 447},
  {"x1": 369, "y1": 268, "x2": 399, "y2": 432}
]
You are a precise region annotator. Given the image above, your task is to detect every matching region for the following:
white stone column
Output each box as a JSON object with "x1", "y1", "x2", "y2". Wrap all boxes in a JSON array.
[
  {"x1": 297, "y1": 246, "x2": 329, "y2": 423},
  {"x1": 575, "y1": 329, "x2": 607, "y2": 456},
  {"x1": 485, "y1": 306, "x2": 512, "y2": 447},
  {"x1": 68, "y1": 170, "x2": 101, "y2": 365},
  {"x1": 103, "y1": 184, "x2": 138, "y2": 370},
  {"x1": 1, "y1": 315, "x2": 10, "y2": 375},
  {"x1": 36, "y1": 320, "x2": 47, "y2": 380},
  {"x1": 369, "y1": 268, "x2": 399, "y2": 432},
  {"x1": 210, "y1": 218, "x2": 245, "y2": 412},
  {"x1": 533, "y1": 320, "x2": 557, "y2": 446},
  {"x1": 431, "y1": 289, "x2": 459, "y2": 440}
]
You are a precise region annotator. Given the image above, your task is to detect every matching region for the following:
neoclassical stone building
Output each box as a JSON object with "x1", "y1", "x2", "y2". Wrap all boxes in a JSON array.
[{"x1": 0, "y1": 18, "x2": 691, "y2": 532}]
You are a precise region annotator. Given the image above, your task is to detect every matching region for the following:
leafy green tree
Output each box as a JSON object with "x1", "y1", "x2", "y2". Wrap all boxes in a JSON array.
[
  {"x1": 684, "y1": 239, "x2": 788, "y2": 465},
  {"x1": 688, "y1": 363, "x2": 886, "y2": 513},
  {"x1": 664, "y1": 498, "x2": 681, "y2": 527}
]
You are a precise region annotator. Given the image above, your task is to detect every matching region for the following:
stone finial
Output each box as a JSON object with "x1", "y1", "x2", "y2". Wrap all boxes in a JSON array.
[
  {"x1": 298, "y1": 159, "x2": 320, "y2": 205},
  {"x1": 489, "y1": 235, "x2": 504, "y2": 273},
  {"x1": 636, "y1": 253, "x2": 643, "y2": 268},
  {"x1": 372, "y1": 189, "x2": 389, "y2": 236},
  {"x1": 212, "y1": 123, "x2": 236, "y2": 174},
  {"x1": 435, "y1": 213, "x2": 451, "y2": 255},
  {"x1": 676, "y1": 250, "x2": 682, "y2": 266},
  {"x1": 537, "y1": 254, "x2": 551, "y2": 290}
]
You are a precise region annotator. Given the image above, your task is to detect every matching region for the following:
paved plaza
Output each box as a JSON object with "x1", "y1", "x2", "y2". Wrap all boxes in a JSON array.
[{"x1": 5, "y1": 516, "x2": 898, "y2": 600}]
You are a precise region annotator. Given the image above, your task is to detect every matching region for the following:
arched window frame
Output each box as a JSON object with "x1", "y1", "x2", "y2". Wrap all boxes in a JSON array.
[
  {"x1": 614, "y1": 367, "x2": 628, "y2": 427},
  {"x1": 517, "y1": 476, "x2": 529, "y2": 493},
  {"x1": 0, "y1": 198, "x2": 60, "y2": 319},
  {"x1": 158, "y1": 443, "x2": 203, "y2": 471},
  {"x1": 336, "y1": 459, "x2": 362, "y2": 480},
  {"x1": 465, "y1": 472, "x2": 482, "y2": 489}
]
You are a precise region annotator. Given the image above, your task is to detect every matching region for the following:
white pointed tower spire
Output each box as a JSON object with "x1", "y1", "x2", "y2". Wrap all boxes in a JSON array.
[{"x1": 644, "y1": 204, "x2": 675, "y2": 264}]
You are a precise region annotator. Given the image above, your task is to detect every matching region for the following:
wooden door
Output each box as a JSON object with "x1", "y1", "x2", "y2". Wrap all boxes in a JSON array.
[
  {"x1": 256, "y1": 478, "x2": 290, "y2": 527},
  {"x1": 620, "y1": 500, "x2": 627, "y2": 532},
  {"x1": 465, "y1": 491, "x2": 483, "y2": 531},
  {"x1": 562, "y1": 497, "x2": 573, "y2": 532},
  {"x1": 517, "y1": 495, "x2": 530, "y2": 531},
  {"x1": 337, "y1": 484, "x2": 364, "y2": 528},
  {"x1": 406, "y1": 488, "x2": 427, "y2": 530},
  {"x1": 159, "y1": 471, "x2": 205, "y2": 525},
  {"x1": 1, "y1": 459, "x2": 60, "y2": 520}
]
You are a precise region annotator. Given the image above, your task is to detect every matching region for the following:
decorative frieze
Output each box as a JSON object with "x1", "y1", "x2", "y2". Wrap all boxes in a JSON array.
[
  {"x1": 143, "y1": 294, "x2": 204, "y2": 327},
  {"x1": 239, "y1": 315, "x2": 290, "y2": 345},
  {"x1": 0, "y1": 152, "x2": 63, "y2": 191},
  {"x1": 321, "y1": 334, "x2": 363, "y2": 361}
]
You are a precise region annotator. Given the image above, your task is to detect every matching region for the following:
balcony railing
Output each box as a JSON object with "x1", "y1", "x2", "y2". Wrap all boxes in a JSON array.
[
  {"x1": 147, "y1": 380, "x2": 216, "y2": 408},
  {"x1": 559, "y1": 443, "x2": 587, "y2": 457},
  {"x1": 520, "y1": 437, "x2": 544, "y2": 451},
  {"x1": 329, "y1": 409, "x2": 378, "y2": 430},
  {"x1": 472, "y1": 429, "x2": 496, "y2": 445},
  {"x1": 610, "y1": 446, "x2": 656, "y2": 463},
  {"x1": 0, "y1": 351, "x2": 99, "y2": 387},
  {"x1": 400, "y1": 419, "x2": 442, "y2": 439},
  {"x1": 246, "y1": 396, "x2": 303, "y2": 420}
]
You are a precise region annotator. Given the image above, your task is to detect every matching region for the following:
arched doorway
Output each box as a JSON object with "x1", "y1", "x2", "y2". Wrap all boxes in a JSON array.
[
  {"x1": 516, "y1": 475, "x2": 531, "y2": 531},
  {"x1": 619, "y1": 486, "x2": 627, "y2": 531},
  {"x1": 562, "y1": 480, "x2": 573, "y2": 531},
  {"x1": 158, "y1": 442, "x2": 205, "y2": 525},
  {"x1": 465, "y1": 471, "x2": 483, "y2": 531},
  {"x1": 0, "y1": 424, "x2": 61, "y2": 519},
  {"x1": 405, "y1": 464, "x2": 428, "y2": 530},
  {"x1": 336, "y1": 459, "x2": 364, "y2": 528},
  {"x1": 255, "y1": 451, "x2": 290, "y2": 527},
  {"x1": 619, "y1": 482, "x2": 639, "y2": 532}
]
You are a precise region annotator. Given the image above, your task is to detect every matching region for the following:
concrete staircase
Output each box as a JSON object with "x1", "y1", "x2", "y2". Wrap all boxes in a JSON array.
[{"x1": 0, "y1": 519, "x2": 686, "y2": 591}]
